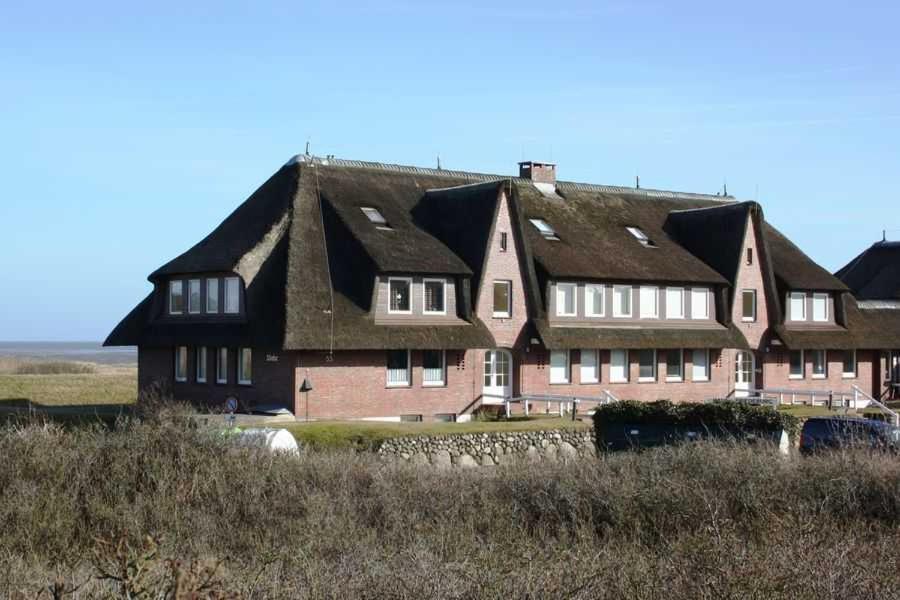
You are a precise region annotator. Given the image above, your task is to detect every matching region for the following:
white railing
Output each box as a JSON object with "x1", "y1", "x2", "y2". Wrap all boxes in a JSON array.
[
  {"x1": 505, "y1": 392, "x2": 619, "y2": 420},
  {"x1": 852, "y1": 385, "x2": 900, "y2": 426},
  {"x1": 738, "y1": 388, "x2": 858, "y2": 409}
]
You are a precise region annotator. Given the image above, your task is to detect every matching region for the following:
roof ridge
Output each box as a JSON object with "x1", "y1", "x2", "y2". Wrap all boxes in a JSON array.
[{"x1": 285, "y1": 154, "x2": 735, "y2": 203}]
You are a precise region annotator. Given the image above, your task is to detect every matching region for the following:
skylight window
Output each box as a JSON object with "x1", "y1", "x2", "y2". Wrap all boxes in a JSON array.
[
  {"x1": 529, "y1": 218, "x2": 559, "y2": 241},
  {"x1": 626, "y1": 226, "x2": 656, "y2": 248},
  {"x1": 361, "y1": 207, "x2": 393, "y2": 230}
]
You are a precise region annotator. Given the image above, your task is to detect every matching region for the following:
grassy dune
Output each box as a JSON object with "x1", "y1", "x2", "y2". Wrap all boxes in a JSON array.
[{"x1": 0, "y1": 361, "x2": 136, "y2": 408}]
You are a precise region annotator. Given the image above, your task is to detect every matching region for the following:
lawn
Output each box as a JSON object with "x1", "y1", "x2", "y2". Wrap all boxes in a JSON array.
[
  {"x1": 280, "y1": 416, "x2": 591, "y2": 450},
  {"x1": 0, "y1": 366, "x2": 137, "y2": 409}
]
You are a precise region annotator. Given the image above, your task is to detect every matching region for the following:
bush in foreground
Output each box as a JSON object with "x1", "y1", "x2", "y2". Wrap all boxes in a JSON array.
[{"x1": 0, "y1": 417, "x2": 897, "y2": 598}]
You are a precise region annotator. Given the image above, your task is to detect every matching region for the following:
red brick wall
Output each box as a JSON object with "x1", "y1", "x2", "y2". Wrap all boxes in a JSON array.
[
  {"x1": 760, "y1": 349, "x2": 874, "y2": 399},
  {"x1": 732, "y1": 215, "x2": 770, "y2": 350},
  {"x1": 475, "y1": 189, "x2": 528, "y2": 349},
  {"x1": 294, "y1": 349, "x2": 478, "y2": 420},
  {"x1": 138, "y1": 346, "x2": 294, "y2": 411}
]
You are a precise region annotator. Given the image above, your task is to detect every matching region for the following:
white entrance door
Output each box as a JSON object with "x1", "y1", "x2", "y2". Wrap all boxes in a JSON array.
[
  {"x1": 734, "y1": 351, "x2": 755, "y2": 398},
  {"x1": 483, "y1": 350, "x2": 512, "y2": 404}
]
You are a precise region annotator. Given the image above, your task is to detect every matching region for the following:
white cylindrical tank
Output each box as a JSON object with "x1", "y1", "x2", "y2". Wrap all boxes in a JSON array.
[{"x1": 233, "y1": 428, "x2": 300, "y2": 455}]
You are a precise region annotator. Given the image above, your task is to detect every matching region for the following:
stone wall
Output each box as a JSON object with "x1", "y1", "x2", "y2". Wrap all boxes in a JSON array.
[{"x1": 377, "y1": 428, "x2": 597, "y2": 467}]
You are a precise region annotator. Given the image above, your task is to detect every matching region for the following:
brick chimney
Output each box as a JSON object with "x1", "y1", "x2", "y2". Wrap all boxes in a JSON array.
[{"x1": 518, "y1": 161, "x2": 556, "y2": 185}]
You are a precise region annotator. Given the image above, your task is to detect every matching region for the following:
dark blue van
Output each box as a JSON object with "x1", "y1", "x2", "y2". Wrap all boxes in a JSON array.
[{"x1": 799, "y1": 417, "x2": 900, "y2": 455}]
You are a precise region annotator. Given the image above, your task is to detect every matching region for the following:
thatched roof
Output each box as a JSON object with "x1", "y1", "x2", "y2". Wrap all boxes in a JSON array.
[
  {"x1": 107, "y1": 155, "x2": 873, "y2": 351},
  {"x1": 836, "y1": 241, "x2": 900, "y2": 300}
]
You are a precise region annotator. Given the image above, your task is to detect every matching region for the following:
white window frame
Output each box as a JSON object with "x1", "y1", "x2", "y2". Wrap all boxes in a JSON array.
[
  {"x1": 742, "y1": 290, "x2": 757, "y2": 322},
  {"x1": 169, "y1": 280, "x2": 184, "y2": 315},
  {"x1": 422, "y1": 350, "x2": 446, "y2": 387},
  {"x1": 790, "y1": 292, "x2": 807, "y2": 321},
  {"x1": 555, "y1": 283, "x2": 577, "y2": 317},
  {"x1": 811, "y1": 349, "x2": 827, "y2": 379},
  {"x1": 493, "y1": 280, "x2": 512, "y2": 318},
  {"x1": 626, "y1": 226, "x2": 655, "y2": 247},
  {"x1": 388, "y1": 277, "x2": 413, "y2": 315},
  {"x1": 580, "y1": 349, "x2": 599, "y2": 384},
  {"x1": 691, "y1": 349, "x2": 710, "y2": 382},
  {"x1": 238, "y1": 348, "x2": 252, "y2": 386},
  {"x1": 549, "y1": 350, "x2": 570, "y2": 384},
  {"x1": 216, "y1": 347, "x2": 228, "y2": 384},
  {"x1": 224, "y1": 277, "x2": 240, "y2": 314},
  {"x1": 585, "y1": 284, "x2": 605, "y2": 318},
  {"x1": 639, "y1": 286, "x2": 659, "y2": 319},
  {"x1": 613, "y1": 286, "x2": 632, "y2": 318},
  {"x1": 196, "y1": 347, "x2": 207, "y2": 383},
  {"x1": 812, "y1": 293, "x2": 829, "y2": 322},
  {"x1": 188, "y1": 279, "x2": 202, "y2": 314},
  {"x1": 174, "y1": 346, "x2": 187, "y2": 382},
  {"x1": 691, "y1": 288, "x2": 710, "y2": 319},
  {"x1": 842, "y1": 349, "x2": 858, "y2": 379},
  {"x1": 361, "y1": 206, "x2": 388, "y2": 226},
  {"x1": 610, "y1": 349, "x2": 629, "y2": 383},
  {"x1": 665, "y1": 287, "x2": 685, "y2": 319},
  {"x1": 529, "y1": 218, "x2": 559, "y2": 240},
  {"x1": 386, "y1": 349, "x2": 411, "y2": 387},
  {"x1": 666, "y1": 349, "x2": 684, "y2": 382},
  {"x1": 789, "y1": 349, "x2": 805, "y2": 380},
  {"x1": 422, "y1": 278, "x2": 447, "y2": 316},
  {"x1": 206, "y1": 278, "x2": 219, "y2": 314},
  {"x1": 637, "y1": 349, "x2": 657, "y2": 382}
]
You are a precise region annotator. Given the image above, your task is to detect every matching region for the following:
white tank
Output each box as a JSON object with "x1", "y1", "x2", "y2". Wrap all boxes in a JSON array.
[{"x1": 233, "y1": 428, "x2": 300, "y2": 455}]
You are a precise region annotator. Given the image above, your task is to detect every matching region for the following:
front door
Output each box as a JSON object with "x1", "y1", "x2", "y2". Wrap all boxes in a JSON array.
[
  {"x1": 735, "y1": 351, "x2": 755, "y2": 398},
  {"x1": 483, "y1": 350, "x2": 512, "y2": 403}
]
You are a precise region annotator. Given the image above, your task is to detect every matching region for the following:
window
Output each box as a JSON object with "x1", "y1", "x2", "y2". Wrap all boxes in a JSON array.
[
  {"x1": 175, "y1": 346, "x2": 187, "y2": 382},
  {"x1": 423, "y1": 279, "x2": 446, "y2": 315},
  {"x1": 613, "y1": 286, "x2": 632, "y2": 318},
  {"x1": 742, "y1": 290, "x2": 757, "y2": 322},
  {"x1": 188, "y1": 279, "x2": 201, "y2": 314},
  {"x1": 386, "y1": 350, "x2": 411, "y2": 387},
  {"x1": 169, "y1": 281, "x2": 184, "y2": 314},
  {"x1": 813, "y1": 294, "x2": 828, "y2": 322},
  {"x1": 610, "y1": 350, "x2": 629, "y2": 382},
  {"x1": 842, "y1": 350, "x2": 857, "y2": 378},
  {"x1": 556, "y1": 283, "x2": 577, "y2": 317},
  {"x1": 691, "y1": 349, "x2": 710, "y2": 382},
  {"x1": 206, "y1": 278, "x2": 219, "y2": 313},
  {"x1": 422, "y1": 350, "x2": 446, "y2": 386},
  {"x1": 585, "y1": 284, "x2": 605, "y2": 317},
  {"x1": 666, "y1": 349, "x2": 683, "y2": 382},
  {"x1": 811, "y1": 349, "x2": 827, "y2": 379},
  {"x1": 196, "y1": 347, "x2": 207, "y2": 383},
  {"x1": 434, "y1": 413, "x2": 457, "y2": 423},
  {"x1": 790, "y1": 292, "x2": 807, "y2": 321},
  {"x1": 638, "y1": 349, "x2": 657, "y2": 382},
  {"x1": 691, "y1": 288, "x2": 710, "y2": 319},
  {"x1": 361, "y1": 207, "x2": 392, "y2": 230},
  {"x1": 746, "y1": 248, "x2": 754, "y2": 265},
  {"x1": 500, "y1": 232, "x2": 508, "y2": 252},
  {"x1": 549, "y1": 350, "x2": 570, "y2": 384},
  {"x1": 666, "y1": 288, "x2": 685, "y2": 319},
  {"x1": 626, "y1": 226, "x2": 656, "y2": 248},
  {"x1": 224, "y1": 277, "x2": 240, "y2": 314},
  {"x1": 789, "y1": 350, "x2": 805, "y2": 379},
  {"x1": 216, "y1": 348, "x2": 228, "y2": 384},
  {"x1": 580, "y1": 349, "x2": 599, "y2": 384},
  {"x1": 639, "y1": 287, "x2": 659, "y2": 319},
  {"x1": 529, "y1": 218, "x2": 559, "y2": 241},
  {"x1": 388, "y1": 277, "x2": 412, "y2": 314},
  {"x1": 238, "y1": 348, "x2": 252, "y2": 385},
  {"x1": 493, "y1": 280, "x2": 511, "y2": 318}
]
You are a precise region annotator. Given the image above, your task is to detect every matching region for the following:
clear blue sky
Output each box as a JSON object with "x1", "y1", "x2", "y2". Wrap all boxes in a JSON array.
[{"x1": 2, "y1": 1, "x2": 898, "y2": 341}]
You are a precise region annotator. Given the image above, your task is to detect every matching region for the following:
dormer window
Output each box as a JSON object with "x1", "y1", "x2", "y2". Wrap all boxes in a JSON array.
[
  {"x1": 626, "y1": 226, "x2": 656, "y2": 248},
  {"x1": 361, "y1": 207, "x2": 393, "y2": 231},
  {"x1": 789, "y1": 292, "x2": 807, "y2": 321},
  {"x1": 423, "y1": 279, "x2": 446, "y2": 315},
  {"x1": 388, "y1": 277, "x2": 412, "y2": 314},
  {"x1": 813, "y1": 293, "x2": 829, "y2": 322},
  {"x1": 529, "y1": 218, "x2": 559, "y2": 241},
  {"x1": 169, "y1": 281, "x2": 184, "y2": 314},
  {"x1": 224, "y1": 277, "x2": 240, "y2": 314},
  {"x1": 188, "y1": 279, "x2": 201, "y2": 314}
]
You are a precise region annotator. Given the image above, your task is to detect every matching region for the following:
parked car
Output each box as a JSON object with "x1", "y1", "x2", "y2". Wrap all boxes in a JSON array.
[{"x1": 799, "y1": 417, "x2": 900, "y2": 455}]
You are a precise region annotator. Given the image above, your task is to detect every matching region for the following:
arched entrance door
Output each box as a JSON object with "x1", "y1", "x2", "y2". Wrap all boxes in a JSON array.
[
  {"x1": 483, "y1": 349, "x2": 512, "y2": 403},
  {"x1": 734, "y1": 351, "x2": 755, "y2": 398}
]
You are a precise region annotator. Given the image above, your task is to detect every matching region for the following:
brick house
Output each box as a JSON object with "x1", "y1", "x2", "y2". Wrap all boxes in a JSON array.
[{"x1": 105, "y1": 155, "x2": 899, "y2": 420}]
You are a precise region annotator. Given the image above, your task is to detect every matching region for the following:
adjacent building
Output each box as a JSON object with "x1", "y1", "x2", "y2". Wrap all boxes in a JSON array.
[{"x1": 106, "y1": 155, "x2": 900, "y2": 420}]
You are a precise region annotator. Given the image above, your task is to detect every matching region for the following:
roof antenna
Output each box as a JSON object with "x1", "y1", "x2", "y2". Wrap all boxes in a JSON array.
[
  {"x1": 305, "y1": 140, "x2": 311, "y2": 156},
  {"x1": 635, "y1": 175, "x2": 640, "y2": 189},
  {"x1": 884, "y1": 229, "x2": 888, "y2": 242},
  {"x1": 723, "y1": 180, "x2": 728, "y2": 196},
  {"x1": 437, "y1": 154, "x2": 442, "y2": 170}
]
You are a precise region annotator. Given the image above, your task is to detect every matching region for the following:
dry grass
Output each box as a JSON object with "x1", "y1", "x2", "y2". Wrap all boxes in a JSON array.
[
  {"x1": 0, "y1": 409, "x2": 898, "y2": 598},
  {"x1": 0, "y1": 362, "x2": 136, "y2": 408}
]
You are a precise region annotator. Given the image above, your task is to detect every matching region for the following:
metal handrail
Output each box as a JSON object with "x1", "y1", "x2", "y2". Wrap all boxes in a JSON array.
[
  {"x1": 505, "y1": 392, "x2": 619, "y2": 420},
  {"x1": 852, "y1": 385, "x2": 900, "y2": 426}
]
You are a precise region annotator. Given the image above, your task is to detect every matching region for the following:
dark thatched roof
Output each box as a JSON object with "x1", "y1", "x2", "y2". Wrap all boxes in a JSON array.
[
  {"x1": 534, "y1": 319, "x2": 749, "y2": 350},
  {"x1": 764, "y1": 224, "x2": 848, "y2": 292},
  {"x1": 836, "y1": 241, "x2": 900, "y2": 300}
]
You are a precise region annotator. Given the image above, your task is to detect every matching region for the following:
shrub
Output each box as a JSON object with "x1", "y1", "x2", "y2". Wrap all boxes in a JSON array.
[{"x1": 10, "y1": 360, "x2": 96, "y2": 375}]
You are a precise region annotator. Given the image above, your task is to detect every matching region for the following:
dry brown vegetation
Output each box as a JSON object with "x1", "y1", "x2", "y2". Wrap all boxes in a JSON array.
[
  {"x1": 0, "y1": 407, "x2": 898, "y2": 600},
  {"x1": 0, "y1": 360, "x2": 136, "y2": 409}
]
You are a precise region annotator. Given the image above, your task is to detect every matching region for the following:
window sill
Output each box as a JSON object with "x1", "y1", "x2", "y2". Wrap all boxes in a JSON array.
[
  {"x1": 842, "y1": 374, "x2": 857, "y2": 379},
  {"x1": 556, "y1": 313, "x2": 577, "y2": 318},
  {"x1": 667, "y1": 315, "x2": 685, "y2": 320},
  {"x1": 585, "y1": 314, "x2": 605, "y2": 319},
  {"x1": 580, "y1": 380, "x2": 600, "y2": 385},
  {"x1": 610, "y1": 379, "x2": 629, "y2": 384},
  {"x1": 638, "y1": 378, "x2": 656, "y2": 383},
  {"x1": 493, "y1": 313, "x2": 511, "y2": 319},
  {"x1": 666, "y1": 377, "x2": 683, "y2": 383},
  {"x1": 238, "y1": 381, "x2": 253, "y2": 387},
  {"x1": 612, "y1": 314, "x2": 632, "y2": 319},
  {"x1": 789, "y1": 375, "x2": 804, "y2": 380},
  {"x1": 216, "y1": 380, "x2": 228, "y2": 385},
  {"x1": 197, "y1": 379, "x2": 207, "y2": 384},
  {"x1": 423, "y1": 311, "x2": 447, "y2": 317},
  {"x1": 692, "y1": 377, "x2": 710, "y2": 383},
  {"x1": 741, "y1": 318, "x2": 756, "y2": 323},
  {"x1": 422, "y1": 382, "x2": 446, "y2": 388},
  {"x1": 386, "y1": 383, "x2": 411, "y2": 389},
  {"x1": 549, "y1": 381, "x2": 570, "y2": 386},
  {"x1": 175, "y1": 378, "x2": 187, "y2": 383},
  {"x1": 812, "y1": 375, "x2": 827, "y2": 380},
  {"x1": 388, "y1": 311, "x2": 412, "y2": 316}
]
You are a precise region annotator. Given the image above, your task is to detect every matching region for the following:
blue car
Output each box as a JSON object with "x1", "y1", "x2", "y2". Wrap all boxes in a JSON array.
[{"x1": 799, "y1": 417, "x2": 900, "y2": 455}]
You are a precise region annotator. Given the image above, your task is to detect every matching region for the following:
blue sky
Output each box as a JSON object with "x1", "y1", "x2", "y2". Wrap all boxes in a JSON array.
[{"x1": 1, "y1": 0, "x2": 898, "y2": 341}]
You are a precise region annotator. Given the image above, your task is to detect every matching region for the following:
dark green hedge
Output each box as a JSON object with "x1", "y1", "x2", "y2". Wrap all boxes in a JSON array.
[{"x1": 593, "y1": 400, "x2": 800, "y2": 440}]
